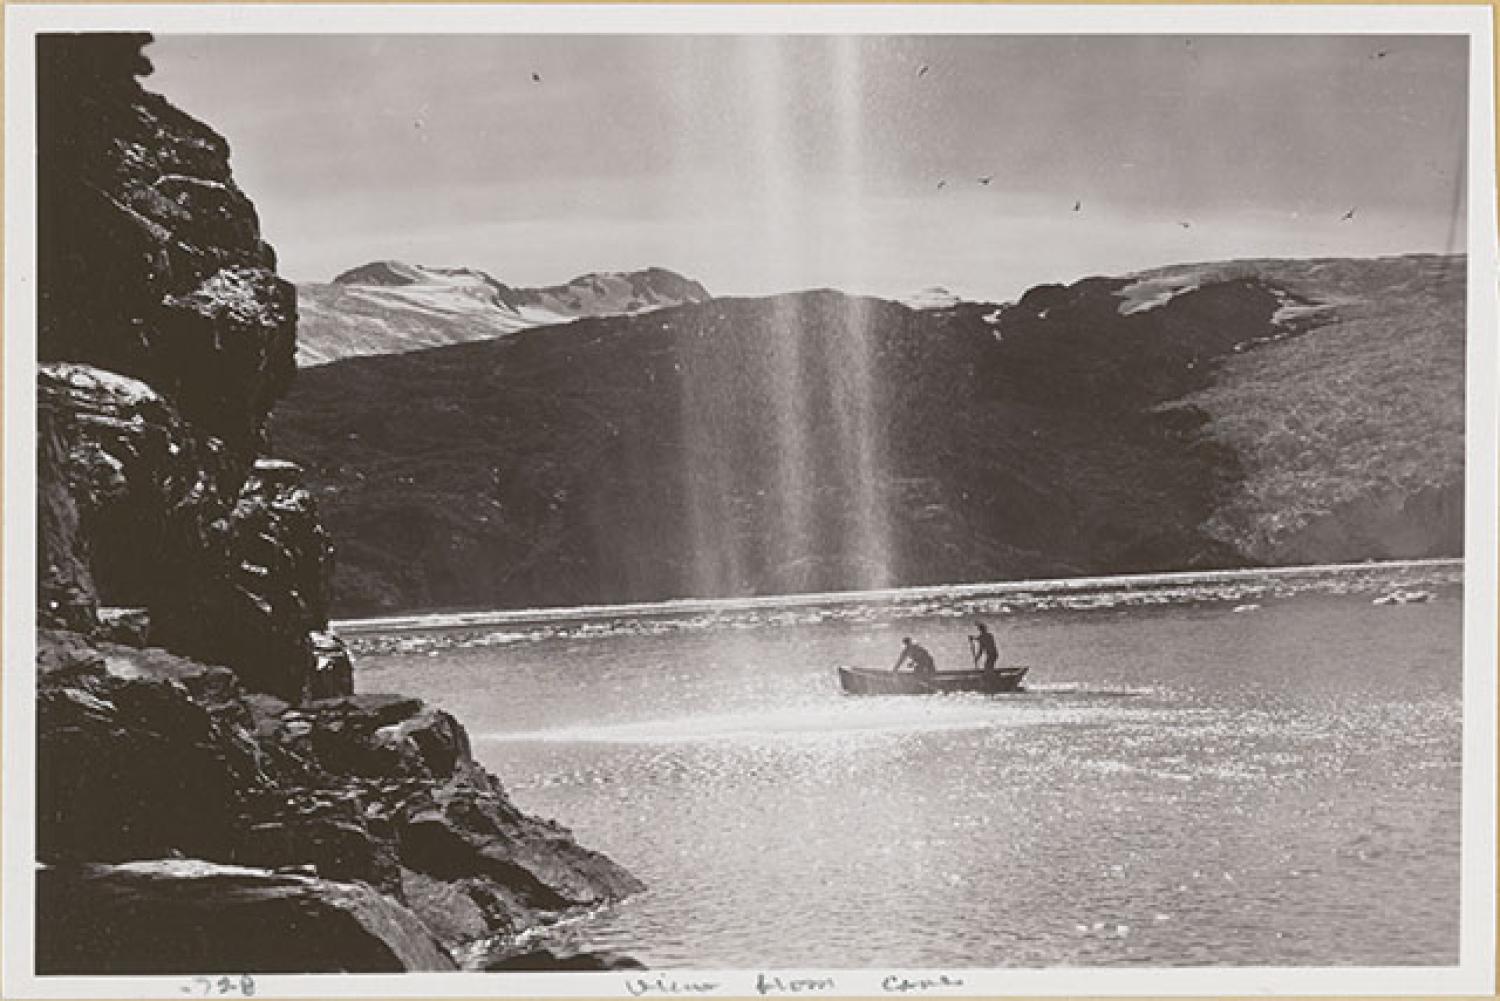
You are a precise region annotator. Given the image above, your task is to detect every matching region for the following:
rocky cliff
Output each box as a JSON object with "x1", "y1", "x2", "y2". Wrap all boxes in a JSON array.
[
  {"x1": 37, "y1": 31, "x2": 320, "y2": 697},
  {"x1": 36, "y1": 631, "x2": 640, "y2": 972},
  {"x1": 273, "y1": 254, "x2": 1464, "y2": 615},
  {"x1": 34, "y1": 33, "x2": 640, "y2": 973}
]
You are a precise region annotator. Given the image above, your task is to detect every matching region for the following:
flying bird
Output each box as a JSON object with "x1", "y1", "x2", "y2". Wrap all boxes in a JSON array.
[
  {"x1": 1372, "y1": 49, "x2": 1391, "y2": 59},
  {"x1": 978, "y1": 176, "x2": 993, "y2": 186},
  {"x1": 1178, "y1": 221, "x2": 1191, "y2": 229},
  {"x1": 1341, "y1": 207, "x2": 1358, "y2": 221},
  {"x1": 917, "y1": 64, "x2": 930, "y2": 78},
  {"x1": 1072, "y1": 200, "x2": 1081, "y2": 212},
  {"x1": 531, "y1": 71, "x2": 542, "y2": 82},
  {"x1": 936, "y1": 180, "x2": 948, "y2": 190}
]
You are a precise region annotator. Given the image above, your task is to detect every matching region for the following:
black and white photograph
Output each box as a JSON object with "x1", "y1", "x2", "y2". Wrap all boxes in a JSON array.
[{"x1": 4, "y1": 4, "x2": 1497, "y2": 997}]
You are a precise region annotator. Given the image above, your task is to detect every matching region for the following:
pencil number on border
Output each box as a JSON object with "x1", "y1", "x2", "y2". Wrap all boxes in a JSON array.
[{"x1": 180, "y1": 975, "x2": 256, "y2": 997}]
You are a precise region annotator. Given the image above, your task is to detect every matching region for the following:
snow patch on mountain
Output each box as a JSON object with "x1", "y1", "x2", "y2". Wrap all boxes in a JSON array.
[
  {"x1": 901, "y1": 286, "x2": 964, "y2": 311},
  {"x1": 1117, "y1": 259, "x2": 1350, "y2": 321},
  {"x1": 1114, "y1": 272, "x2": 1206, "y2": 316},
  {"x1": 297, "y1": 262, "x2": 710, "y2": 366},
  {"x1": 1268, "y1": 286, "x2": 1335, "y2": 327}
]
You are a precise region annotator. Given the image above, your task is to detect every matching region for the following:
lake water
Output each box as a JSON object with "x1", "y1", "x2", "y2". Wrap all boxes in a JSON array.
[{"x1": 349, "y1": 563, "x2": 1464, "y2": 968}]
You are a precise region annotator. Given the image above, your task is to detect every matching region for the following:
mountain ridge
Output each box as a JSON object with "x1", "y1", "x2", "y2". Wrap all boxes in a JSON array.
[
  {"x1": 274, "y1": 252, "x2": 1464, "y2": 616},
  {"x1": 296, "y1": 261, "x2": 709, "y2": 366}
]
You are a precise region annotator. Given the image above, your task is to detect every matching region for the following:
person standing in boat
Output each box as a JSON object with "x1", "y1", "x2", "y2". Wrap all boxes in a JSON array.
[
  {"x1": 971, "y1": 621, "x2": 999, "y2": 672},
  {"x1": 893, "y1": 637, "x2": 937, "y2": 677}
]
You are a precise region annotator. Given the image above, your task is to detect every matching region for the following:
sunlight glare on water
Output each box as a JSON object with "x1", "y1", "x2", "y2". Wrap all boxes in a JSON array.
[
  {"x1": 352, "y1": 567, "x2": 1463, "y2": 968},
  {"x1": 481, "y1": 693, "x2": 1164, "y2": 745}
]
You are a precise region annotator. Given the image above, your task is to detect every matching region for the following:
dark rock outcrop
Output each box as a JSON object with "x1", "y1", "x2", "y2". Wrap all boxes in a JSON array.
[
  {"x1": 484, "y1": 947, "x2": 645, "y2": 971},
  {"x1": 34, "y1": 34, "x2": 641, "y2": 974},
  {"x1": 37, "y1": 861, "x2": 456, "y2": 974},
  {"x1": 95, "y1": 607, "x2": 152, "y2": 647},
  {"x1": 38, "y1": 404, "x2": 98, "y2": 631},
  {"x1": 152, "y1": 457, "x2": 341, "y2": 701},
  {"x1": 38, "y1": 33, "x2": 295, "y2": 455},
  {"x1": 238, "y1": 691, "x2": 642, "y2": 937},
  {"x1": 38, "y1": 363, "x2": 341, "y2": 700},
  {"x1": 35, "y1": 34, "x2": 341, "y2": 702},
  {"x1": 38, "y1": 363, "x2": 210, "y2": 620},
  {"x1": 36, "y1": 631, "x2": 642, "y2": 970},
  {"x1": 37, "y1": 630, "x2": 271, "y2": 864}
]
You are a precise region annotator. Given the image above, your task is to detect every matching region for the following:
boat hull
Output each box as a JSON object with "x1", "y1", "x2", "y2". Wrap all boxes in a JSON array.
[{"x1": 837, "y1": 665, "x2": 1028, "y2": 696}]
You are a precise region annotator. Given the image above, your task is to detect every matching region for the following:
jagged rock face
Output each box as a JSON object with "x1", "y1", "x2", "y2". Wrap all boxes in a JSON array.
[
  {"x1": 37, "y1": 860, "x2": 456, "y2": 974},
  {"x1": 37, "y1": 630, "x2": 270, "y2": 863},
  {"x1": 35, "y1": 35, "x2": 345, "y2": 701},
  {"x1": 152, "y1": 458, "x2": 340, "y2": 702},
  {"x1": 37, "y1": 34, "x2": 295, "y2": 456},
  {"x1": 38, "y1": 364, "x2": 341, "y2": 700},
  {"x1": 242, "y1": 691, "x2": 643, "y2": 936},
  {"x1": 38, "y1": 406, "x2": 98, "y2": 631},
  {"x1": 39, "y1": 363, "x2": 236, "y2": 608},
  {"x1": 32, "y1": 34, "x2": 643, "y2": 973},
  {"x1": 36, "y1": 632, "x2": 642, "y2": 964}
]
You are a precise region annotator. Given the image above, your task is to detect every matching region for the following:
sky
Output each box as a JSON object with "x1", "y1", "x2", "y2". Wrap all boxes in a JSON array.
[{"x1": 146, "y1": 33, "x2": 1469, "y2": 303}]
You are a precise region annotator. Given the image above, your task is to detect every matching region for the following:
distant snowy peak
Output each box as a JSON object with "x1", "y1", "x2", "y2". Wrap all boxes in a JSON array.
[
  {"x1": 331, "y1": 261, "x2": 440, "y2": 287},
  {"x1": 516, "y1": 267, "x2": 712, "y2": 319},
  {"x1": 901, "y1": 286, "x2": 965, "y2": 311},
  {"x1": 299, "y1": 262, "x2": 710, "y2": 366},
  {"x1": 329, "y1": 261, "x2": 709, "y2": 319}
]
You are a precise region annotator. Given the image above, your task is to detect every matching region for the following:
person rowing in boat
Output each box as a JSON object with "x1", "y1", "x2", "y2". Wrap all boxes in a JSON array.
[
  {"x1": 893, "y1": 637, "x2": 937, "y2": 677},
  {"x1": 970, "y1": 621, "x2": 998, "y2": 672}
]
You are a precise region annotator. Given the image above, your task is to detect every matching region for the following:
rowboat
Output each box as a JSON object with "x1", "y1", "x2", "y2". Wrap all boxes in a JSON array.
[{"x1": 837, "y1": 665, "x2": 1029, "y2": 696}]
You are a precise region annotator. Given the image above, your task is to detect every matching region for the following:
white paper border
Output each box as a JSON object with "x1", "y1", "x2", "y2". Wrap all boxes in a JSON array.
[{"x1": 4, "y1": 5, "x2": 1495, "y2": 998}]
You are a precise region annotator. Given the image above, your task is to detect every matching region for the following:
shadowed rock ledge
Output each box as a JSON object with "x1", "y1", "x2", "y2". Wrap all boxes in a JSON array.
[
  {"x1": 34, "y1": 33, "x2": 642, "y2": 972},
  {"x1": 37, "y1": 861, "x2": 457, "y2": 975}
]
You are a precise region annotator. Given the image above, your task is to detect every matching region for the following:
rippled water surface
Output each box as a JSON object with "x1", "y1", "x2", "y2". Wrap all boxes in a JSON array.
[{"x1": 352, "y1": 567, "x2": 1463, "y2": 968}]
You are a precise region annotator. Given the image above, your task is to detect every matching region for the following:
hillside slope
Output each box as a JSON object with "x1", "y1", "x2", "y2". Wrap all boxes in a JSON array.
[
  {"x1": 296, "y1": 262, "x2": 709, "y2": 366},
  {"x1": 1157, "y1": 256, "x2": 1465, "y2": 562},
  {"x1": 273, "y1": 254, "x2": 1465, "y2": 616}
]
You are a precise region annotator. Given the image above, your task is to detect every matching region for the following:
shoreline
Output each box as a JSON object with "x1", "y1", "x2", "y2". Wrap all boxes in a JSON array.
[{"x1": 331, "y1": 556, "x2": 1463, "y2": 634}]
